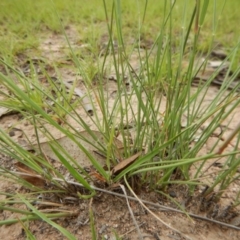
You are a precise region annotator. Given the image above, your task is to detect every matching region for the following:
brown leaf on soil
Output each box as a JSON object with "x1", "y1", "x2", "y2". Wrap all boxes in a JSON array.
[
  {"x1": 18, "y1": 174, "x2": 46, "y2": 187},
  {"x1": 14, "y1": 162, "x2": 38, "y2": 174},
  {"x1": 14, "y1": 162, "x2": 46, "y2": 187},
  {"x1": 111, "y1": 151, "x2": 142, "y2": 176}
]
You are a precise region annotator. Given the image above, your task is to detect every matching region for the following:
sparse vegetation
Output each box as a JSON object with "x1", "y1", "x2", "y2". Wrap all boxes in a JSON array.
[{"x1": 0, "y1": 0, "x2": 240, "y2": 239}]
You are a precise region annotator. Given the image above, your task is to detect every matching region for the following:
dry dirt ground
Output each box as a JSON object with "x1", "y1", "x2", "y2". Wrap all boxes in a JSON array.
[{"x1": 0, "y1": 26, "x2": 240, "y2": 239}]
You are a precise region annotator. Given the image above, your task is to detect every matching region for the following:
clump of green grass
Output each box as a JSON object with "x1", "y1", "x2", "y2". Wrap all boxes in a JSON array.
[{"x1": 0, "y1": 0, "x2": 240, "y2": 237}]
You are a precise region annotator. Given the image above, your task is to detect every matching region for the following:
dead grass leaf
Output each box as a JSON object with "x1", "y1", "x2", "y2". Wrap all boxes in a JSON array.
[
  {"x1": 111, "y1": 151, "x2": 142, "y2": 176},
  {"x1": 14, "y1": 162, "x2": 45, "y2": 187}
]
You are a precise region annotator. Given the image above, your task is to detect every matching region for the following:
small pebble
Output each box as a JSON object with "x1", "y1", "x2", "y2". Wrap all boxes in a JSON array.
[
  {"x1": 169, "y1": 190, "x2": 177, "y2": 198},
  {"x1": 9, "y1": 130, "x2": 15, "y2": 137},
  {"x1": 104, "y1": 234, "x2": 108, "y2": 240}
]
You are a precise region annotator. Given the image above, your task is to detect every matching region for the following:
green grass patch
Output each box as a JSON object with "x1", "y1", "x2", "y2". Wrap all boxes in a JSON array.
[{"x1": 0, "y1": 0, "x2": 240, "y2": 238}]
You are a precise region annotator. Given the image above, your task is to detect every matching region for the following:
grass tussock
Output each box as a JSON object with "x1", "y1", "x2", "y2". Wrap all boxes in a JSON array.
[{"x1": 0, "y1": 0, "x2": 240, "y2": 237}]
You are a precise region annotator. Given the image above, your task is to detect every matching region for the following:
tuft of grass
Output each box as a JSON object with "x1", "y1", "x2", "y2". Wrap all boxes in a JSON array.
[{"x1": 0, "y1": 0, "x2": 240, "y2": 237}]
